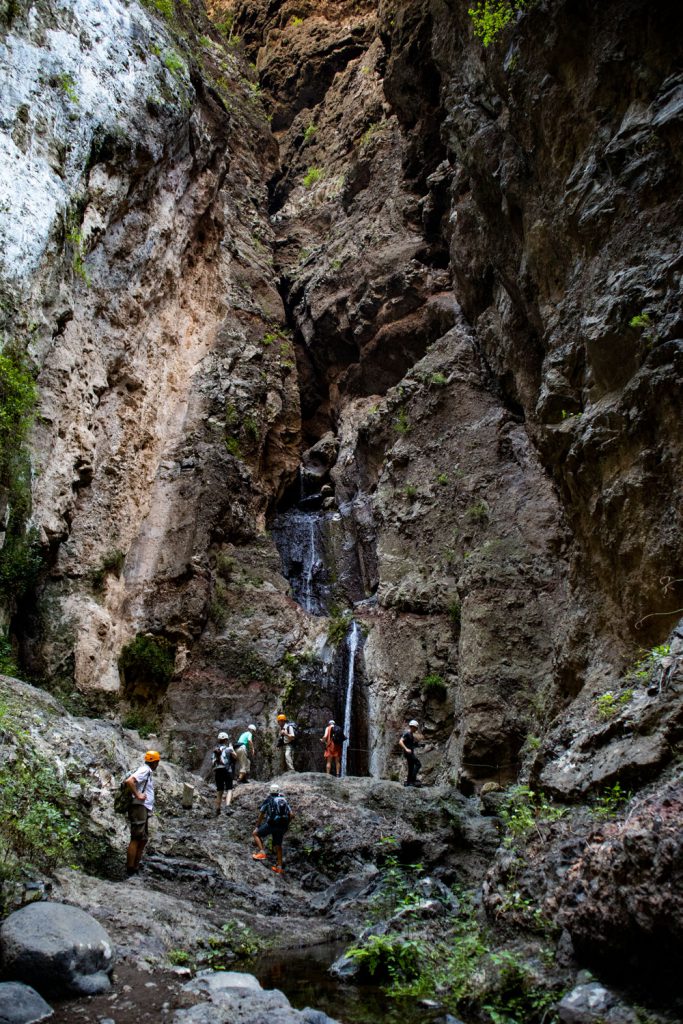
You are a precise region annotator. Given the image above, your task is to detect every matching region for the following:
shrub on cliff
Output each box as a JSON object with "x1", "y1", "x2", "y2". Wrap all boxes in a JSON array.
[
  {"x1": 468, "y1": 0, "x2": 528, "y2": 47},
  {"x1": 118, "y1": 634, "x2": 176, "y2": 688}
]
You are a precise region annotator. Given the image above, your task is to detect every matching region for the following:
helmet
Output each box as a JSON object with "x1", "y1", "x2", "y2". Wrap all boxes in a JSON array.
[
  {"x1": 276, "y1": 714, "x2": 287, "y2": 722},
  {"x1": 408, "y1": 720, "x2": 419, "y2": 728},
  {"x1": 269, "y1": 783, "x2": 280, "y2": 794},
  {"x1": 217, "y1": 732, "x2": 229, "y2": 740},
  {"x1": 248, "y1": 723, "x2": 257, "y2": 731},
  {"x1": 328, "y1": 720, "x2": 335, "y2": 725},
  {"x1": 144, "y1": 750, "x2": 161, "y2": 763}
]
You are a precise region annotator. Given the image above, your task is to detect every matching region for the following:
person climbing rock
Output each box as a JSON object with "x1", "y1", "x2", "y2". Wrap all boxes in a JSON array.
[
  {"x1": 211, "y1": 731, "x2": 236, "y2": 815},
  {"x1": 124, "y1": 750, "x2": 160, "y2": 877},
  {"x1": 321, "y1": 719, "x2": 343, "y2": 777},
  {"x1": 235, "y1": 723, "x2": 257, "y2": 783},
  {"x1": 277, "y1": 713, "x2": 297, "y2": 771},
  {"x1": 399, "y1": 719, "x2": 422, "y2": 787},
  {"x1": 252, "y1": 782, "x2": 293, "y2": 874}
]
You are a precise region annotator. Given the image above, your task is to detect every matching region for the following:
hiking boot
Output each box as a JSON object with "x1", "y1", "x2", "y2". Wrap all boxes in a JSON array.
[
  {"x1": 252, "y1": 852, "x2": 267, "y2": 861},
  {"x1": 125, "y1": 867, "x2": 138, "y2": 877},
  {"x1": 224, "y1": 806, "x2": 234, "y2": 815},
  {"x1": 271, "y1": 866, "x2": 283, "y2": 874}
]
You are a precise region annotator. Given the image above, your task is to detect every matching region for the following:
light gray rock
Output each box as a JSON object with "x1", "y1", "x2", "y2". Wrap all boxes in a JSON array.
[
  {"x1": 558, "y1": 983, "x2": 638, "y2": 1024},
  {"x1": 0, "y1": 903, "x2": 114, "y2": 998},
  {"x1": 0, "y1": 982, "x2": 53, "y2": 1024}
]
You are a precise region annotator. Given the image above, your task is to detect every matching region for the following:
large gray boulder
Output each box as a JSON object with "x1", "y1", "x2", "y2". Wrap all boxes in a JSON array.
[
  {"x1": 0, "y1": 903, "x2": 114, "y2": 998},
  {"x1": 177, "y1": 971, "x2": 341, "y2": 1024},
  {"x1": 0, "y1": 982, "x2": 53, "y2": 1024}
]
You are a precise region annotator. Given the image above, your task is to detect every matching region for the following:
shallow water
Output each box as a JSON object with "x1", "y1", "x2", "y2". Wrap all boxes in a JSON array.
[{"x1": 253, "y1": 942, "x2": 458, "y2": 1024}]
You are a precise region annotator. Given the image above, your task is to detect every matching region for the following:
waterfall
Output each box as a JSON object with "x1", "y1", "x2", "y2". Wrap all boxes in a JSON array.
[
  {"x1": 271, "y1": 508, "x2": 330, "y2": 615},
  {"x1": 341, "y1": 620, "x2": 360, "y2": 777}
]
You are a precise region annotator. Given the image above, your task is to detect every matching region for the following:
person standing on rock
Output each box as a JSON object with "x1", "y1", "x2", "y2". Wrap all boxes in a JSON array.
[
  {"x1": 277, "y1": 713, "x2": 297, "y2": 771},
  {"x1": 252, "y1": 782, "x2": 293, "y2": 874},
  {"x1": 125, "y1": 750, "x2": 160, "y2": 877},
  {"x1": 399, "y1": 720, "x2": 422, "y2": 787},
  {"x1": 235, "y1": 723, "x2": 257, "y2": 783},
  {"x1": 212, "y1": 731, "x2": 236, "y2": 815},
  {"x1": 321, "y1": 719, "x2": 343, "y2": 777}
]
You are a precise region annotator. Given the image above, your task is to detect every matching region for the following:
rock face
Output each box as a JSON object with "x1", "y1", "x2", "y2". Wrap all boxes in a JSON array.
[{"x1": 0, "y1": 903, "x2": 114, "y2": 997}]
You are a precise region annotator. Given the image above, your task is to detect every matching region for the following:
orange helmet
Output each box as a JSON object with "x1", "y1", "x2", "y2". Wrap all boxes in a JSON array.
[
  {"x1": 144, "y1": 750, "x2": 161, "y2": 763},
  {"x1": 276, "y1": 714, "x2": 287, "y2": 722}
]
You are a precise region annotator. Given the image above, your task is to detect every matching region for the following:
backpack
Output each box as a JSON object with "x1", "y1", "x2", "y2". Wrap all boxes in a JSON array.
[
  {"x1": 285, "y1": 721, "x2": 298, "y2": 743},
  {"x1": 331, "y1": 724, "x2": 346, "y2": 745},
  {"x1": 114, "y1": 768, "x2": 149, "y2": 815},
  {"x1": 113, "y1": 780, "x2": 133, "y2": 816},
  {"x1": 212, "y1": 744, "x2": 235, "y2": 770},
  {"x1": 268, "y1": 795, "x2": 291, "y2": 829}
]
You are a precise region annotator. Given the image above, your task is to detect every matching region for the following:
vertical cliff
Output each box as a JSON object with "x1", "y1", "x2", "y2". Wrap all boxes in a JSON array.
[{"x1": 1, "y1": 0, "x2": 681, "y2": 795}]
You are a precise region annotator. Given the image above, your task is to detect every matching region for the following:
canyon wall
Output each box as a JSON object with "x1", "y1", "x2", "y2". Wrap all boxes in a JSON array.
[{"x1": 1, "y1": 0, "x2": 681, "y2": 796}]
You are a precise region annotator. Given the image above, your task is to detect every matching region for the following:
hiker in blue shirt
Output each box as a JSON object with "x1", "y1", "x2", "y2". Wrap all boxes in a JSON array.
[{"x1": 234, "y1": 724, "x2": 256, "y2": 783}]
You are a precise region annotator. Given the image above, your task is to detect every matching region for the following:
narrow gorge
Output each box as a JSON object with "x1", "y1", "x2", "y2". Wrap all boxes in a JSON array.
[{"x1": 0, "y1": 0, "x2": 681, "y2": 1022}]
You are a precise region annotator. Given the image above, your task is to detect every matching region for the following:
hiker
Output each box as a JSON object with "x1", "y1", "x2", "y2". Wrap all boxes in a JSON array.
[
  {"x1": 277, "y1": 713, "x2": 297, "y2": 771},
  {"x1": 124, "y1": 750, "x2": 160, "y2": 877},
  {"x1": 234, "y1": 723, "x2": 257, "y2": 783},
  {"x1": 399, "y1": 719, "x2": 422, "y2": 787},
  {"x1": 212, "y1": 731, "x2": 236, "y2": 815},
  {"x1": 252, "y1": 782, "x2": 293, "y2": 874},
  {"x1": 321, "y1": 719, "x2": 343, "y2": 778}
]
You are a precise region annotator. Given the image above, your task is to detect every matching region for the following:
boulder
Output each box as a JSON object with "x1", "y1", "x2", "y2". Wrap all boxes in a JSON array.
[
  {"x1": 0, "y1": 983, "x2": 53, "y2": 1024},
  {"x1": 177, "y1": 970, "x2": 342, "y2": 1023},
  {"x1": 0, "y1": 903, "x2": 114, "y2": 998},
  {"x1": 558, "y1": 983, "x2": 639, "y2": 1024}
]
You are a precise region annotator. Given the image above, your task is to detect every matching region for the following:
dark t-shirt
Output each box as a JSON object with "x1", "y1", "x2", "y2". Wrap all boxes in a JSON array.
[{"x1": 402, "y1": 729, "x2": 417, "y2": 753}]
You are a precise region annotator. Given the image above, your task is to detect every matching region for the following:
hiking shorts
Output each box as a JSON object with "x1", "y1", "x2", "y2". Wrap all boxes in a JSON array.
[
  {"x1": 214, "y1": 767, "x2": 234, "y2": 793},
  {"x1": 256, "y1": 822, "x2": 285, "y2": 847},
  {"x1": 129, "y1": 803, "x2": 150, "y2": 841},
  {"x1": 235, "y1": 745, "x2": 250, "y2": 775}
]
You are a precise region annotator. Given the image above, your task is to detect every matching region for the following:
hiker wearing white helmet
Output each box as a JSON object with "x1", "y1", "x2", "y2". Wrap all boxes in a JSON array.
[
  {"x1": 252, "y1": 782, "x2": 293, "y2": 875},
  {"x1": 398, "y1": 719, "x2": 422, "y2": 787},
  {"x1": 211, "y1": 731, "x2": 236, "y2": 815},
  {"x1": 235, "y1": 724, "x2": 257, "y2": 783}
]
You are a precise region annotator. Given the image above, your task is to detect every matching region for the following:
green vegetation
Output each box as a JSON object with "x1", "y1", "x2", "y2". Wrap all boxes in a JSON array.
[
  {"x1": 359, "y1": 121, "x2": 383, "y2": 150},
  {"x1": 303, "y1": 166, "x2": 324, "y2": 188},
  {"x1": 592, "y1": 781, "x2": 631, "y2": 819},
  {"x1": 500, "y1": 785, "x2": 566, "y2": 845},
  {"x1": 56, "y1": 72, "x2": 78, "y2": 103},
  {"x1": 91, "y1": 549, "x2": 125, "y2": 591},
  {"x1": 393, "y1": 408, "x2": 411, "y2": 435},
  {"x1": 448, "y1": 600, "x2": 461, "y2": 627},
  {"x1": 327, "y1": 609, "x2": 353, "y2": 646},
  {"x1": 404, "y1": 484, "x2": 417, "y2": 500},
  {"x1": 141, "y1": 0, "x2": 175, "y2": 18},
  {"x1": 0, "y1": 347, "x2": 41, "y2": 603},
  {"x1": 118, "y1": 634, "x2": 176, "y2": 688},
  {"x1": 225, "y1": 436, "x2": 242, "y2": 458},
  {"x1": 65, "y1": 225, "x2": 91, "y2": 285},
  {"x1": 422, "y1": 673, "x2": 447, "y2": 700},
  {"x1": 628, "y1": 643, "x2": 671, "y2": 682},
  {"x1": 162, "y1": 49, "x2": 186, "y2": 76},
  {"x1": 289, "y1": 15, "x2": 304, "y2": 26},
  {"x1": 347, "y1": 934, "x2": 425, "y2": 982},
  {"x1": 303, "y1": 122, "x2": 317, "y2": 144},
  {"x1": 430, "y1": 371, "x2": 447, "y2": 386},
  {"x1": 595, "y1": 688, "x2": 633, "y2": 720},
  {"x1": 629, "y1": 312, "x2": 652, "y2": 330},
  {"x1": 168, "y1": 949, "x2": 192, "y2": 966},
  {"x1": 0, "y1": 699, "x2": 81, "y2": 911},
  {"x1": 0, "y1": 631, "x2": 19, "y2": 677},
  {"x1": 466, "y1": 500, "x2": 489, "y2": 523},
  {"x1": 208, "y1": 578, "x2": 229, "y2": 628},
  {"x1": 121, "y1": 708, "x2": 160, "y2": 738},
  {"x1": 468, "y1": 0, "x2": 529, "y2": 48},
  {"x1": 436, "y1": 473, "x2": 449, "y2": 486}
]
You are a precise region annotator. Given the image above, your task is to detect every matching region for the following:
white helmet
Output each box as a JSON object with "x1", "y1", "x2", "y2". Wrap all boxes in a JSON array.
[
  {"x1": 217, "y1": 731, "x2": 229, "y2": 741},
  {"x1": 248, "y1": 723, "x2": 257, "y2": 732},
  {"x1": 269, "y1": 783, "x2": 280, "y2": 794},
  {"x1": 408, "y1": 719, "x2": 419, "y2": 728}
]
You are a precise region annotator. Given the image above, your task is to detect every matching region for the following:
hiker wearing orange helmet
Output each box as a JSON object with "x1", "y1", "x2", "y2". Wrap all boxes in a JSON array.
[
  {"x1": 277, "y1": 713, "x2": 297, "y2": 771},
  {"x1": 124, "y1": 750, "x2": 160, "y2": 877}
]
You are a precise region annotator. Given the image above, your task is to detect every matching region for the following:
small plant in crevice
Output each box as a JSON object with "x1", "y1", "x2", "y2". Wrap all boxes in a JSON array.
[
  {"x1": 468, "y1": 0, "x2": 529, "y2": 48},
  {"x1": 91, "y1": 549, "x2": 125, "y2": 591},
  {"x1": 447, "y1": 600, "x2": 461, "y2": 627},
  {"x1": 326, "y1": 609, "x2": 352, "y2": 646},
  {"x1": 465, "y1": 500, "x2": 489, "y2": 524},
  {"x1": 629, "y1": 311, "x2": 652, "y2": 330},
  {"x1": 121, "y1": 708, "x2": 160, "y2": 738},
  {"x1": 118, "y1": 634, "x2": 176, "y2": 689},
  {"x1": 393, "y1": 408, "x2": 410, "y2": 435},
  {"x1": 500, "y1": 785, "x2": 566, "y2": 846},
  {"x1": 595, "y1": 688, "x2": 633, "y2": 720},
  {"x1": 403, "y1": 484, "x2": 418, "y2": 500},
  {"x1": 592, "y1": 781, "x2": 631, "y2": 819},
  {"x1": 55, "y1": 72, "x2": 78, "y2": 103},
  {"x1": 436, "y1": 473, "x2": 449, "y2": 486},
  {"x1": 422, "y1": 673, "x2": 447, "y2": 700},
  {"x1": 430, "y1": 371, "x2": 447, "y2": 387},
  {"x1": 303, "y1": 122, "x2": 317, "y2": 144},
  {"x1": 627, "y1": 643, "x2": 671, "y2": 683},
  {"x1": 302, "y1": 166, "x2": 323, "y2": 189}
]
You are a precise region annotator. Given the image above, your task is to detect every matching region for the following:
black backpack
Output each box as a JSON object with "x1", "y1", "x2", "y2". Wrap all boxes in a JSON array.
[
  {"x1": 331, "y1": 724, "x2": 346, "y2": 745},
  {"x1": 268, "y1": 795, "x2": 292, "y2": 829}
]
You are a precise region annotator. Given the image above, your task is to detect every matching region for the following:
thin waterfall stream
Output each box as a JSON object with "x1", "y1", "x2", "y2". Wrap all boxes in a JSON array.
[{"x1": 341, "y1": 620, "x2": 360, "y2": 777}]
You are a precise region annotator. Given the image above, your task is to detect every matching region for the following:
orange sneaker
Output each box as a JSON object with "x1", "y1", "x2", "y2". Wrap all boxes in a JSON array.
[
  {"x1": 271, "y1": 865, "x2": 283, "y2": 874},
  {"x1": 252, "y1": 852, "x2": 267, "y2": 861}
]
